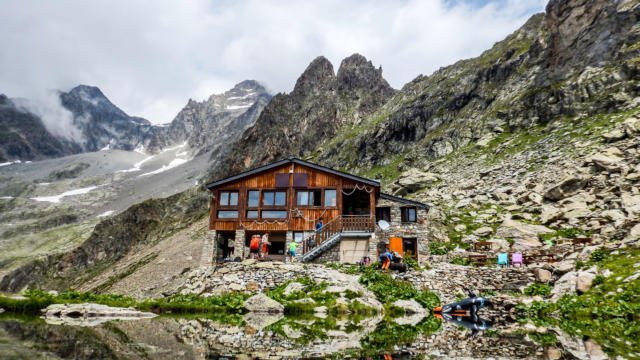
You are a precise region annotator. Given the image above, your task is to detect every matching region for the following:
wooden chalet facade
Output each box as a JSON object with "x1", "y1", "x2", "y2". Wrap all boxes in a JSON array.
[{"x1": 206, "y1": 158, "x2": 430, "y2": 263}]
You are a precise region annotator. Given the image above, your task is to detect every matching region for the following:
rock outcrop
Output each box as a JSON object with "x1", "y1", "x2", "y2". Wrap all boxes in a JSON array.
[{"x1": 42, "y1": 303, "x2": 156, "y2": 326}]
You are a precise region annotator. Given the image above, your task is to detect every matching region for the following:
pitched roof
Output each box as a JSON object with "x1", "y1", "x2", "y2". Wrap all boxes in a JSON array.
[
  {"x1": 206, "y1": 157, "x2": 381, "y2": 189},
  {"x1": 379, "y1": 193, "x2": 430, "y2": 209}
]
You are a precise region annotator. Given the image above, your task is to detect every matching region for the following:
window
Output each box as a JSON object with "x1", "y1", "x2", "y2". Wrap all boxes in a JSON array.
[
  {"x1": 293, "y1": 173, "x2": 308, "y2": 187},
  {"x1": 247, "y1": 190, "x2": 259, "y2": 207},
  {"x1": 262, "y1": 210, "x2": 287, "y2": 218},
  {"x1": 402, "y1": 237, "x2": 417, "y2": 258},
  {"x1": 219, "y1": 191, "x2": 238, "y2": 206},
  {"x1": 247, "y1": 210, "x2": 259, "y2": 219},
  {"x1": 217, "y1": 210, "x2": 238, "y2": 219},
  {"x1": 275, "y1": 173, "x2": 290, "y2": 187},
  {"x1": 297, "y1": 190, "x2": 321, "y2": 206},
  {"x1": 401, "y1": 207, "x2": 417, "y2": 222},
  {"x1": 376, "y1": 207, "x2": 391, "y2": 222},
  {"x1": 263, "y1": 191, "x2": 286, "y2": 206},
  {"x1": 293, "y1": 232, "x2": 304, "y2": 243},
  {"x1": 324, "y1": 189, "x2": 337, "y2": 207}
]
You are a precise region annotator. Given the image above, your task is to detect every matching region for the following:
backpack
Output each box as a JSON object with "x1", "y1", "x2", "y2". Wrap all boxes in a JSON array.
[
  {"x1": 250, "y1": 236, "x2": 260, "y2": 250},
  {"x1": 308, "y1": 239, "x2": 316, "y2": 248}
]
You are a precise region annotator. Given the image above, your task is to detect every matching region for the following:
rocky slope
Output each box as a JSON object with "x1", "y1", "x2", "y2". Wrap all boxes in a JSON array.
[
  {"x1": 314, "y1": 0, "x2": 640, "y2": 178},
  {"x1": 211, "y1": 54, "x2": 394, "y2": 179}
]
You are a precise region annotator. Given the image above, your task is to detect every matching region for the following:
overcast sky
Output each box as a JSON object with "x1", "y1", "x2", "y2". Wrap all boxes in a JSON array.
[{"x1": 0, "y1": 0, "x2": 546, "y2": 124}]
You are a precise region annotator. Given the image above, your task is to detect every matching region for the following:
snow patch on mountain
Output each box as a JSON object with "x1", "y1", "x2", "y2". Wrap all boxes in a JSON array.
[{"x1": 31, "y1": 185, "x2": 102, "y2": 203}]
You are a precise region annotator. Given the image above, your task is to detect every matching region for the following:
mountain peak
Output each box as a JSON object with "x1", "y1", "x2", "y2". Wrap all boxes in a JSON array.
[
  {"x1": 337, "y1": 53, "x2": 393, "y2": 93},
  {"x1": 293, "y1": 56, "x2": 336, "y2": 96},
  {"x1": 68, "y1": 85, "x2": 107, "y2": 100}
]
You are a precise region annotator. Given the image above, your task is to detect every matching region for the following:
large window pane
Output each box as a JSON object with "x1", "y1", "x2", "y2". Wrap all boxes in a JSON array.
[
  {"x1": 324, "y1": 189, "x2": 337, "y2": 207},
  {"x1": 229, "y1": 192, "x2": 238, "y2": 206},
  {"x1": 247, "y1": 210, "x2": 258, "y2": 219},
  {"x1": 217, "y1": 210, "x2": 238, "y2": 218},
  {"x1": 219, "y1": 192, "x2": 229, "y2": 206},
  {"x1": 294, "y1": 232, "x2": 304, "y2": 243},
  {"x1": 297, "y1": 191, "x2": 308, "y2": 206},
  {"x1": 262, "y1": 210, "x2": 287, "y2": 218},
  {"x1": 248, "y1": 191, "x2": 259, "y2": 207},
  {"x1": 275, "y1": 191, "x2": 286, "y2": 206},
  {"x1": 263, "y1": 192, "x2": 274, "y2": 206}
]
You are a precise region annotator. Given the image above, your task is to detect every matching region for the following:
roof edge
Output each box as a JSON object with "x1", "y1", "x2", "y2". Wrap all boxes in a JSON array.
[
  {"x1": 206, "y1": 157, "x2": 381, "y2": 189},
  {"x1": 379, "y1": 193, "x2": 430, "y2": 209}
]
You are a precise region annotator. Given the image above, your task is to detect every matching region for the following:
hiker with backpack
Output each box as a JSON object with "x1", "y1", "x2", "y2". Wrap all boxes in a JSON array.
[{"x1": 249, "y1": 234, "x2": 261, "y2": 259}]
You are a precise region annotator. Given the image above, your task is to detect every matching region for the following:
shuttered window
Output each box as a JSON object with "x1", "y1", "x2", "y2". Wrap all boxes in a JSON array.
[{"x1": 275, "y1": 173, "x2": 290, "y2": 187}]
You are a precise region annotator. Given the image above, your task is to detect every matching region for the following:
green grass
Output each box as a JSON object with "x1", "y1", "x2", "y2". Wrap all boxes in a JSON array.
[{"x1": 516, "y1": 248, "x2": 640, "y2": 359}]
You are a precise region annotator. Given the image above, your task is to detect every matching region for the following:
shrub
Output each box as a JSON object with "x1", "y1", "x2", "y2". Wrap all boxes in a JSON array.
[{"x1": 523, "y1": 283, "x2": 552, "y2": 297}]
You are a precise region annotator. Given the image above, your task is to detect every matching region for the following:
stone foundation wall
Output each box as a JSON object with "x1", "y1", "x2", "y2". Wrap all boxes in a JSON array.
[{"x1": 310, "y1": 241, "x2": 340, "y2": 263}]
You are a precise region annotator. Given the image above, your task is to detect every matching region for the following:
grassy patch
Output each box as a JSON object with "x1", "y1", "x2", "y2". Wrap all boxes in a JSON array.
[{"x1": 523, "y1": 283, "x2": 552, "y2": 297}]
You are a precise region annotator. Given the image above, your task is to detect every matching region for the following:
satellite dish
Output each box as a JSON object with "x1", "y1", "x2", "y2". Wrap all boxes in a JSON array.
[{"x1": 378, "y1": 220, "x2": 390, "y2": 231}]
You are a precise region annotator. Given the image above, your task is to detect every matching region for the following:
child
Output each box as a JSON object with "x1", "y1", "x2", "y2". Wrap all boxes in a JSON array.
[{"x1": 288, "y1": 241, "x2": 299, "y2": 262}]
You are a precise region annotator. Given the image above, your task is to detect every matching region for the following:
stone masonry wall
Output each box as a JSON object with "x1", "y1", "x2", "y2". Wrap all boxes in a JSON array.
[{"x1": 375, "y1": 198, "x2": 431, "y2": 264}]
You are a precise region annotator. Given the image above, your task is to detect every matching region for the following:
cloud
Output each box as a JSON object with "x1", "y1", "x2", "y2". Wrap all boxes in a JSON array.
[
  {"x1": 13, "y1": 91, "x2": 85, "y2": 144},
  {"x1": 0, "y1": 0, "x2": 546, "y2": 124}
]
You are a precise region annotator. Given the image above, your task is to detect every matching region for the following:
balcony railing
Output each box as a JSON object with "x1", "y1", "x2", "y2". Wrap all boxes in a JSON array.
[{"x1": 301, "y1": 215, "x2": 374, "y2": 254}]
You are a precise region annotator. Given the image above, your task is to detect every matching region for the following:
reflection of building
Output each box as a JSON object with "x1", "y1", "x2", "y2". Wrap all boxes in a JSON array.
[{"x1": 206, "y1": 158, "x2": 430, "y2": 263}]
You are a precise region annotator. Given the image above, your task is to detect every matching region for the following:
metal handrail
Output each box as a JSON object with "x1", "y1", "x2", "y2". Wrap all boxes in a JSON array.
[{"x1": 300, "y1": 215, "x2": 374, "y2": 255}]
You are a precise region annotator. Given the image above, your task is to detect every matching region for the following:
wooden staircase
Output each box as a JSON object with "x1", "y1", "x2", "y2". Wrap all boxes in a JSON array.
[{"x1": 300, "y1": 215, "x2": 374, "y2": 262}]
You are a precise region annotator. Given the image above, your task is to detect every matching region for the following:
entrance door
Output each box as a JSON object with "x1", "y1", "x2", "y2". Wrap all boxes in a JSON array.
[{"x1": 340, "y1": 238, "x2": 369, "y2": 263}]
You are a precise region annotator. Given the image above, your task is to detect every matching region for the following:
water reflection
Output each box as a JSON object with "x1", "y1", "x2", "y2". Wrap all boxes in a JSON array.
[{"x1": 0, "y1": 311, "x2": 624, "y2": 359}]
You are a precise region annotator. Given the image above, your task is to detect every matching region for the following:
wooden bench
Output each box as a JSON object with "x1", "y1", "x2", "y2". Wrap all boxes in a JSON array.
[
  {"x1": 468, "y1": 254, "x2": 488, "y2": 266},
  {"x1": 474, "y1": 241, "x2": 493, "y2": 251}
]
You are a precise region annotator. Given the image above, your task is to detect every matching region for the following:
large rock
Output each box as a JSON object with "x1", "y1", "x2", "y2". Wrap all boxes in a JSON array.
[
  {"x1": 629, "y1": 223, "x2": 640, "y2": 240},
  {"x1": 473, "y1": 226, "x2": 493, "y2": 237},
  {"x1": 576, "y1": 272, "x2": 596, "y2": 293},
  {"x1": 623, "y1": 116, "x2": 640, "y2": 135},
  {"x1": 495, "y1": 218, "x2": 554, "y2": 247},
  {"x1": 551, "y1": 271, "x2": 578, "y2": 301},
  {"x1": 601, "y1": 128, "x2": 626, "y2": 141},
  {"x1": 534, "y1": 268, "x2": 552, "y2": 283},
  {"x1": 42, "y1": 303, "x2": 156, "y2": 326},
  {"x1": 244, "y1": 293, "x2": 284, "y2": 313},
  {"x1": 395, "y1": 168, "x2": 439, "y2": 193},
  {"x1": 588, "y1": 147, "x2": 625, "y2": 172},
  {"x1": 540, "y1": 205, "x2": 563, "y2": 224},
  {"x1": 543, "y1": 175, "x2": 589, "y2": 201},
  {"x1": 621, "y1": 193, "x2": 640, "y2": 216},
  {"x1": 283, "y1": 281, "x2": 305, "y2": 296},
  {"x1": 243, "y1": 311, "x2": 284, "y2": 331},
  {"x1": 392, "y1": 299, "x2": 426, "y2": 326}
]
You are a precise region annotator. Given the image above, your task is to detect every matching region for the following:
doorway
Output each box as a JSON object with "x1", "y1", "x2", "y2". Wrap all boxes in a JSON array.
[
  {"x1": 244, "y1": 231, "x2": 286, "y2": 261},
  {"x1": 216, "y1": 231, "x2": 235, "y2": 261},
  {"x1": 342, "y1": 188, "x2": 371, "y2": 215}
]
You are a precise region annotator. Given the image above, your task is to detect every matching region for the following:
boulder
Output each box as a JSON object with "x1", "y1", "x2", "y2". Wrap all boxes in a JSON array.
[
  {"x1": 396, "y1": 168, "x2": 439, "y2": 193},
  {"x1": 490, "y1": 238, "x2": 511, "y2": 251},
  {"x1": 629, "y1": 223, "x2": 640, "y2": 240},
  {"x1": 283, "y1": 281, "x2": 305, "y2": 296},
  {"x1": 544, "y1": 346, "x2": 562, "y2": 360},
  {"x1": 543, "y1": 175, "x2": 589, "y2": 201},
  {"x1": 601, "y1": 209, "x2": 627, "y2": 223},
  {"x1": 588, "y1": 147, "x2": 625, "y2": 172},
  {"x1": 495, "y1": 218, "x2": 554, "y2": 247},
  {"x1": 560, "y1": 200, "x2": 591, "y2": 220},
  {"x1": 602, "y1": 128, "x2": 626, "y2": 141},
  {"x1": 42, "y1": 303, "x2": 156, "y2": 326},
  {"x1": 534, "y1": 268, "x2": 552, "y2": 283},
  {"x1": 392, "y1": 299, "x2": 426, "y2": 326},
  {"x1": 584, "y1": 339, "x2": 607, "y2": 360},
  {"x1": 540, "y1": 205, "x2": 563, "y2": 224},
  {"x1": 473, "y1": 226, "x2": 493, "y2": 237},
  {"x1": 454, "y1": 224, "x2": 467, "y2": 232},
  {"x1": 621, "y1": 193, "x2": 640, "y2": 216},
  {"x1": 243, "y1": 311, "x2": 283, "y2": 331},
  {"x1": 576, "y1": 272, "x2": 596, "y2": 293},
  {"x1": 623, "y1": 117, "x2": 640, "y2": 135},
  {"x1": 244, "y1": 293, "x2": 284, "y2": 313},
  {"x1": 551, "y1": 271, "x2": 578, "y2": 301}
]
